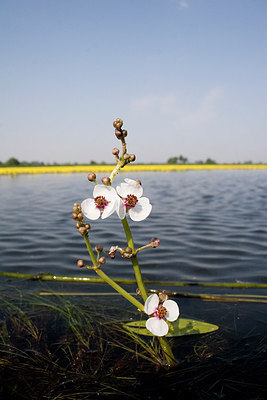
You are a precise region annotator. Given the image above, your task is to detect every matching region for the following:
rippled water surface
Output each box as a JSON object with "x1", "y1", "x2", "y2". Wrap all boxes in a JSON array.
[{"x1": 0, "y1": 170, "x2": 267, "y2": 283}]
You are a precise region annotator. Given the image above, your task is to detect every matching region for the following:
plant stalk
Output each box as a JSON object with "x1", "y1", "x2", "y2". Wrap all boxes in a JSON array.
[
  {"x1": 83, "y1": 235, "x2": 144, "y2": 311},
  {"x1": 121, "y1": 217, "x2": 148, "y2": 302}
]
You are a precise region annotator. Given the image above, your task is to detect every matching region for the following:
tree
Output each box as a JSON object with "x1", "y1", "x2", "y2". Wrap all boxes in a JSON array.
[
  {"x1": 167, "y1": 157, "x2": 178, "y2": 164},
  {"x1": 6, "y1": 157, "x2": 20, "y2": 166},
  {"x1": 178, "y1": 155, "x2": 188, "y2": 164},
  {"x1": 205, "y1": 158, "x2": 217, "y2": 165}
]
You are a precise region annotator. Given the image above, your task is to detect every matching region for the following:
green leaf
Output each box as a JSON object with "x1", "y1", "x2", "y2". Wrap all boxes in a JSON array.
[{"x1": 123, "y1": 318, "x2": 219, "y2": 337}]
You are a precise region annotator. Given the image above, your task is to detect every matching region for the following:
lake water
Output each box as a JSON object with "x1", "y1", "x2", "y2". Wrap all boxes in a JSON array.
[
  {"x1": 0, "y1": 170, "x2": 266, "y2": 283},
  {"x1": 0, "y1": 170, "x2": 266, "y2": 400}
]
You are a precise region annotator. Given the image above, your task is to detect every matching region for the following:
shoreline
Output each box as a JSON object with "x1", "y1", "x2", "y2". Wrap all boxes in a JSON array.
[{"x1": 0, "y1": 163, "x2": 267, "y2": 175}]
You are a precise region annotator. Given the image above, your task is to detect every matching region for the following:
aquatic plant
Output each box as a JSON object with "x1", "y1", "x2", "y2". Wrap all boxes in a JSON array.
[{"x1": 72, "y1": 119, "x2": 218, "y2": 367}]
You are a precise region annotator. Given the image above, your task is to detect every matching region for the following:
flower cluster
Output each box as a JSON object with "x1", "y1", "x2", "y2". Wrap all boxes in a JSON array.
[{"x1": 81, "y1": 178, "x2": 152, "y2": 222}]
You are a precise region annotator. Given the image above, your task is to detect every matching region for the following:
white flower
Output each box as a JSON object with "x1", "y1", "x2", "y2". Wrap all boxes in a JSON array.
[
  {"x1": 81, "y1": 185, "x2": 118, "y2": 220},
  {"x1": 144, "y1": 294, "x2": 179, "y2": 337},
  {"x1": 116, "y1": 178, "x2": 152, "y2": 221}
]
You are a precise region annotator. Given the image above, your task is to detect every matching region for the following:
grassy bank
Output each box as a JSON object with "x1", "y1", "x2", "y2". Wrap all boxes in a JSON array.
[{"x1": 1, "y1": 163, "x2": 267, "y2": 175}]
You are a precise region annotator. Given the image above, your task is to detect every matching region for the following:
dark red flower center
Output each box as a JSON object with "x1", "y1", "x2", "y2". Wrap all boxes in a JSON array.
[
  {"x1": 124, "y1": 194, "x2": 138, "y2": 208},
  {"x1": 94, "y1": 196, "x2": 109, "y2": 210}
]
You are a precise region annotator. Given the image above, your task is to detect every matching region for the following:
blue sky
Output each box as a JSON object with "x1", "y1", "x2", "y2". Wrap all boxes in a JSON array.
[{"x1": 1, "y1": 0, "x2": 266, "y2": 164}]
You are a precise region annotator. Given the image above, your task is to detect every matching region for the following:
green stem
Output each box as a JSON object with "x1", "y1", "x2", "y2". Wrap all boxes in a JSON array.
[
  {"x1": 94, "y1": 268, "x2": 144, "y2": 311},
  {"x1": 120, "y1": 218, "x2": 177, "y2": 367},
  {"x1": 121, "y1": 217, "x2": 148, "y2": 302},
  {"x1": 84, "y1": 234, "x2": 144, "y2": 311},
  {"x1": 1, "y1": 272, "x2": 267, "y2": 288},
  {"x1": 83, "y1": 235, "x2": 98, "y2": 266},
  {"x1": 109, "y1": 161, "x2": 124, "y2": 183},
  {"x1": 158, "y1": 337, "x2": 178, "y2": 367}
]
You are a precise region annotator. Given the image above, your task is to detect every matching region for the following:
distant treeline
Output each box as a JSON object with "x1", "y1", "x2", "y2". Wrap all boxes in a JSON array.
[{"x1": 0, "y1": 156, "x2": 262, "y2": 167}]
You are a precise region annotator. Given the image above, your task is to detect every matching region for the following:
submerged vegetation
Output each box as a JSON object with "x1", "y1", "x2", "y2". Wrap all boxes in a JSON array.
[{"x1": 0, "y1": 291, "x2": 266, "y2": 400}]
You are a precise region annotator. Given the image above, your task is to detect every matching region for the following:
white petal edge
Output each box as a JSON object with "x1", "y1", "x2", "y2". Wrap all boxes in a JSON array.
[
  {"x1": 116, "y1": 182, "x2": 130, "y2": 198},
  {"x1": 124, "y1": 178, "x2": 143, "y2": 198},
  {"x1": 116, "y1": 198, "x2": 126, "y2": 219},
  {"x1": 163, "y1": 300, "x2": 180, "y2": 322},
  {"x1": 81, "y1": 198, "x2": 100, "y2": 220},
  {"x1": 146, "y1": 317, "x2": 169, "y2": 337},
  {"x1": 144, "y1": 294, "x2": 159, "y2": 315},
  {"x1": 128, "y1": 197, "x2": 152, "y2": 222},
  {"x1": 93, "y1": 185, "x2": 117, "y2": 201},
  {"x1": 101, "y1": 201, "x2": 116, "y2": 219}
]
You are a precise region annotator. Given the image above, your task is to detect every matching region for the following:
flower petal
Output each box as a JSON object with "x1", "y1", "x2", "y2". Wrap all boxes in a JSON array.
[
  {"x1": 124, "y1": 178, "x2": 143, "y2": 198},
  {"x1": 116, "y1": 197, "x2": 126, "y2": 219},
  {"x1": 146, "y1": 317, "x2": 169, "y2": 337},
  {"x1": 116, "y1": 182, "x2": 130, "y2": 198},
  {"x1": 93, "y1": 185, "x2": 117, "y2": 201},
  {"x1": 128, "y1": 197, "x2": 152, "y2": 221},
  {"x1": 101, "y1": 201, "x2": 116, "y2": 219},
  {"x1": 81, "y1": 198, "x2": 100, "y2": 220},
  {"x1": 144, "y1": 294, "x2": 159, "y2": 315},
  {"x1": 163, "y1": 300, "x2": 180, "y2": 322}
]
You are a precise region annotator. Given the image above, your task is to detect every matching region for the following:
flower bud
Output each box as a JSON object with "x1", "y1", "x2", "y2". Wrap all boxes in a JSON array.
[
  {"x1": 129, "y1": 154, "x2": 136, "y2": 162},
  {"x1": 107, "y1": 245, "x2": 118, "y2": 259},
  {"x1": 113, "y1": 118, "x2": 123, "y2": 130},
  {"x1": 77, "y1": 212, "x2": 83, "y2": 220},
  {"x1": 158, "y1": 291, "x2": 168, "y2": 303},
  {"x1": 102, "y1": 177, "x2": 111, "y2": 186},
  {"x1": 99, "y1": 256, "x2": 106, "y2": 264},
  {"x1": 84, "y1": 224, "x2": 91, "y2": 231},
  {"x1": 151, "y1": 238, "x2": 160, "y2": 248},
  {"x1": 115, "y1": 129, "x2": 123, "y2": 139},
  {"x1": 72, "y1": 212, "x2": 78, "y2": 220},
  {"x1": 95, "y1": 245, "x2": 103, "y2": 252},
  {"x1": 123, "y1": 153, "x2": 130, "y2": 160},
  {"x1": 88, "y1": 172, "x2": 96, "y2": 182},
  {"x1": 76, "y1": 221, "x2": 83, "y2": 229},
  {"x1": 122, "y1": 247, "x2": 133, "y2": 258},
  {"x1": 122, "y1": 129, "x2": 127, "y2": 137},
  {"x1": 78, "y1": 226, "x2": 87, "y2": 235},
  {"x1": 112, "y1": 147, "x2": 120, "y2": 156},
  {"x1": 77, "y1": 259, "x2": 84, "y2": 268}
]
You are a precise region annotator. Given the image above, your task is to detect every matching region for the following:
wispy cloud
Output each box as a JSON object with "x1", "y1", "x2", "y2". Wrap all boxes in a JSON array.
[
  {"x1": 178, "y1": 1, "x2": 189, "y2": 11},
  {"x1": 131, "y1": 87, "x2": 223, "y2": 131}
]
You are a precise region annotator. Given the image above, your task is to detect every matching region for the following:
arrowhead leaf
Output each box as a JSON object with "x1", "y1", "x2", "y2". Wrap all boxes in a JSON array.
[{"x1": 123, "y1": 318, "x2": 219, "y2": 337}]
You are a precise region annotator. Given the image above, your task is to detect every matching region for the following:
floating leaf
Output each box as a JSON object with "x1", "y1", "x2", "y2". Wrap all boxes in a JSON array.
[{"x1": 123, "y1": 318, "x2": 219, "y2": 337}]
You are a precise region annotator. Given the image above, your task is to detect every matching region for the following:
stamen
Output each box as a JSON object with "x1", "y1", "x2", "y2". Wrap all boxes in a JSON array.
[
  {"x1": 156, "y1": 305, "x2": 167, "y2": 319},
  {"x1": 124, "y1": 194, "x2": 138, "y2": 208},
  {"x1": 94, "y1": 196, "x2": 109, "y2": 209}
]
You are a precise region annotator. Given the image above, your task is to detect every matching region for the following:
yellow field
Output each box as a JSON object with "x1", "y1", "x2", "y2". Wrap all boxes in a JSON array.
[{"x1": 0, "y1": 164, "x2": 266, "y2": 176}]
